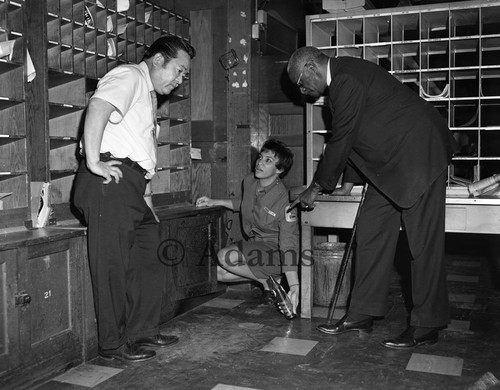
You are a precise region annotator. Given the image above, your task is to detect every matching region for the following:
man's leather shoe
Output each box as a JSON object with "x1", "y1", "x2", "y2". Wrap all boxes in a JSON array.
[
  {"x1": 317, "y1": 314, "x2": 373, "y2": 335},
  {"x1": 135, "y1": 334, "x2": 179, "y2": 348},
  {"x1": 381, "y1": 326, "x2": 438, "y2": 349},
  {"x1": 99, "y1": 342, "x2": 155, "y2": 362}
]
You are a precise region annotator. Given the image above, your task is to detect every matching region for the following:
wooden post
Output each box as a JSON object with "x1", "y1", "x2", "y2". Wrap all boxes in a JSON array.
[
  {"x1": 25, "y1": 0, "x2": 49, "y2": 182},
  {"x1": 226, "y1": 0, "x2": 253, "y2": 198}
]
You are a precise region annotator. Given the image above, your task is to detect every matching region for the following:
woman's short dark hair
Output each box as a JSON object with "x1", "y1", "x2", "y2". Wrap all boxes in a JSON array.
[
  {"x1": 261, "y1": 138, "x2": 294, "y2": 179},
  {"x1": 143, "y1": 36, "x2": 196, "y2": 62}
]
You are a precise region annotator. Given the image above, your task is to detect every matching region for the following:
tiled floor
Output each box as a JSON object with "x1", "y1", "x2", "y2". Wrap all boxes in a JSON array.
[{"x1": 34, "y1": 236, "x2": 500, "y2": 390}]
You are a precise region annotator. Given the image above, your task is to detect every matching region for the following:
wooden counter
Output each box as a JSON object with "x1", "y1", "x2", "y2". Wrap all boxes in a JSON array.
[{"x1": 297, "y1": 191, "x2": 500, "y2": 318}]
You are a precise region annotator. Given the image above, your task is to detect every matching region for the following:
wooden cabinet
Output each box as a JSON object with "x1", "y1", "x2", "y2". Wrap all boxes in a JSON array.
[
  {"x1": 157, "y1": 205, "x2": 225, "y2": 322},
  {"x1": 306, "y1": 0, "x2": 500, "y2": 187},
  {"x1": 0, "y1": 230, "x2": 93, "y2": 390}
]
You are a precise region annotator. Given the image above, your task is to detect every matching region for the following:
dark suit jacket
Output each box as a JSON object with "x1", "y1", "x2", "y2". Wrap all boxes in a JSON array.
[{"x1": 314, "y1": 56, "x2": 457, "y2": 208}]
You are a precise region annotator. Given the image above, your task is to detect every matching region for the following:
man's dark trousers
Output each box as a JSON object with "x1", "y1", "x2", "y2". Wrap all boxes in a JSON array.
[
  {"x1": 74, "y1": 163, "x2": 166, "y2": 350},
  {"x1": 349, "y1": 169, "x2": 449, "y2": 328}
]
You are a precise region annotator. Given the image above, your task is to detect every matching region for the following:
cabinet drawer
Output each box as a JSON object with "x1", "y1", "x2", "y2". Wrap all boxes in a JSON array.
[{"x1": 25, "y1": 241, "x2": 73, "y2": 345}]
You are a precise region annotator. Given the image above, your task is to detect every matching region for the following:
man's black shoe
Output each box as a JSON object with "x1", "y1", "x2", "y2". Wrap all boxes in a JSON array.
[
  {"x1": 317, "y1": 314, "x2": 373, "y2": 335},
  {"x1": 135, "y1": 334, "x2": 179, "y2": 348},
  {"x1": 381, "y1": 326, "x2": 438, "y2": 349},
  {"x1": 99, "y1": 342, "x2": 155, "y2": 362}
]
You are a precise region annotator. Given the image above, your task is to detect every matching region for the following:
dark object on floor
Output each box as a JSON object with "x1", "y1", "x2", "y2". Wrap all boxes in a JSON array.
[
  {"x1": 317, "y1": 314, "x2": 373, "y2": 334},
  {"x1": 381, "y1": 325, "x2": 439, "y2": 349},
  {"x1": 260, "y1": 289, "x2": 276, "y2": 305},
  {"x1": 99, "y1": 342, "x2": 156, "y2": 362},
  {"x1": 135, "y1": 334, "x2": 179, "y2": 348}
]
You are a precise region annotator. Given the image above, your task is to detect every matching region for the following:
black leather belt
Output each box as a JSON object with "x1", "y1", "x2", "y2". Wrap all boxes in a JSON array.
[{"x1": 100, "y1": 152, "x2": 148, "y2": 177}]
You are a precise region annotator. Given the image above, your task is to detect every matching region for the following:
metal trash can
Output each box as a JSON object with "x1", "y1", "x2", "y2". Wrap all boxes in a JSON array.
[{"x1": 313, "y1": 242, "x2": 351, "y2": 307}]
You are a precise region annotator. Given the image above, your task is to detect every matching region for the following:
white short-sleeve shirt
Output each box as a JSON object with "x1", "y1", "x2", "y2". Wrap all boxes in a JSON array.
[{"x1": 91, "y1": 61, "x2": 158, "y2": 177}]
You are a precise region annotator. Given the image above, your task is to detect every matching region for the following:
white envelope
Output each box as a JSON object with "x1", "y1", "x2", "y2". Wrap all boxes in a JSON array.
[
  {"x1": 0, "y1": 40, "x2": 15, "y2": 60},
  {"x1": 106, "y1": 16, "x2": 113, "y2": 32},
  {"x1": 107, "y1": 38, "x2": 116, "y2": 57},
  {"x1": 117, "y1": 0, "x2": 130, "y2": 12},
  {"x1": 27, "y1": 49, "x2": 36, "y2": 82}
]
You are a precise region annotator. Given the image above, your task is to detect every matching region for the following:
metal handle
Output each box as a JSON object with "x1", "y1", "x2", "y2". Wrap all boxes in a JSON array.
[{"x1": 15, "y1": 291, "x2": 31, "y2": 307}]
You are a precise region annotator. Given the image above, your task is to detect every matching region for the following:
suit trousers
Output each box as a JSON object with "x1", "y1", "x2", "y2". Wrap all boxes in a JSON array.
[
  {"x1": 349, "y1": 170, "x2": 449, "y2": 328},
  {"x1": 74, "y1": 162, "x2": 166, "y2": 350}
]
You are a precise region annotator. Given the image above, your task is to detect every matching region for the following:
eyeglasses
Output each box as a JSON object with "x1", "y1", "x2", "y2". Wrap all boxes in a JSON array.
[{"x1": 296, "y1": 63, "x2": 308, "y2": 89}]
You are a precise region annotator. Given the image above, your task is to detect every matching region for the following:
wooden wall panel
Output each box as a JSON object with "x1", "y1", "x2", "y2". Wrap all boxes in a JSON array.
[
  {"x1": 229, "y1": 125, "x2": 252, "y2": 198},
  {"x1": 177, "y1": 0, "x2": 228, "y2": 198},
  {"x1": 170, "y1": 169, "x2": 191, "y2": 192},
  {"x1": 192, "y1": 162, "x2": 211, "y2": 202},
  {"x1": 283, "y1": 145, "x2": 305, "y2": 188},
  {"x1": 270, "y1": 114, "x2": 304, "y2": 135},
  {"x1": 256, "y1": 102, "x2": 306, "y2": 188},
  {"x1": 190, "y1": 10, "x2": 213, "y2": 121}
]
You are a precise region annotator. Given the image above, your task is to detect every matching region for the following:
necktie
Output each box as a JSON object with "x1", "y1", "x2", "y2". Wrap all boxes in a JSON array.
[
  {"x1": 150, "y1": 90, "x2": 158, "y2": 140},
  {"x1": 150, "y1": 90, "x2": 158, "y2": 168}
]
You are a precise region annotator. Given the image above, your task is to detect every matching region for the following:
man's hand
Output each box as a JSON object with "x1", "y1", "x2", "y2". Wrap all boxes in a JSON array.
[
  {"x1": 87, "y1": 160, "x2": 123, "y2": 184},
  {"x1": 289, "y1": 181, "x2": 322, "y2": 211}
]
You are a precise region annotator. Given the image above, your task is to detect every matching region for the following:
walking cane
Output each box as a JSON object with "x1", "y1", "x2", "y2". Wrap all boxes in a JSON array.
[{"x1": 317, "y1": 183, "x2": 368, "y2": 332}]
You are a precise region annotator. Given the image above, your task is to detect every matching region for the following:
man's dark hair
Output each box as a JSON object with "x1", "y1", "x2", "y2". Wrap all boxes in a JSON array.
[
  {"x1": 261, "y1": 138, "x2": 294, "y2": 179},
  {"x1": 142, "y1": 36, "x2": 196, "y2": 62}
]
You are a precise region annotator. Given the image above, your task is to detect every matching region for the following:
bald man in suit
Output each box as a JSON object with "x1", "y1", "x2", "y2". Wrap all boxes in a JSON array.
[{"x1": 288, "y1": 47, "x2": 457, "y2": 349}]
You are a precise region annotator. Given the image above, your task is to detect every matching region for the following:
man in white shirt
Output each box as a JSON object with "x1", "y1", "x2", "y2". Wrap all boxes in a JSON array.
[{"x1": 74, "y1": 36, "x2": 195, "y2": 362}]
